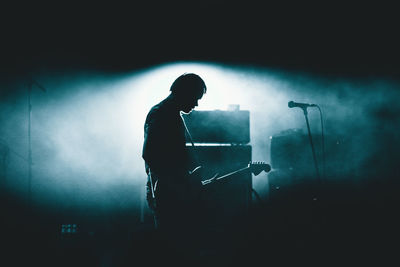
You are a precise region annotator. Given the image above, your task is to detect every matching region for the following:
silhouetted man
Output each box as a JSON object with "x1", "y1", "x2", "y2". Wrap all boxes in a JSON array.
[{"x1": 142, "y1": 73, "x2": 206, "y2": 262}]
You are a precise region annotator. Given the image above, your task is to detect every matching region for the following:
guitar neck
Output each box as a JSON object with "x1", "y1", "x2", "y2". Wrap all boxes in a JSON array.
[{"x1": 201, "y1": 165, "x2": 250, "y2": 186}]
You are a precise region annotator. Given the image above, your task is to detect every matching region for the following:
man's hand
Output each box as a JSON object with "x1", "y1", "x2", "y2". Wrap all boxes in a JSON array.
[{"x1": 200, "y1": 173, "x2": 219, "y2": 186}]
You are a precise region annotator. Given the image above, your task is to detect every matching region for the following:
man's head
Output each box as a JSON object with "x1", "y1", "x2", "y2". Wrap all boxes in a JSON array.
[{"x1": 170, "y1": 73, "x2": 207, "y2": 113}]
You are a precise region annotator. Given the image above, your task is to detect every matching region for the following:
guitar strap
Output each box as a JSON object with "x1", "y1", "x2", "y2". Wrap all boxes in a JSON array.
[
  {"x1": 180, "y1": 112, "x2": 195, "y2": 146},
  {"x1": 180, "y1": 112, "x2": 201, "y2": 167}
]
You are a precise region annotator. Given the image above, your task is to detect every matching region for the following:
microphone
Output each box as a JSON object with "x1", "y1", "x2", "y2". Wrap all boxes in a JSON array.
[{"x1": 288, "y1": 101, "x2": 316, "y2": 109}]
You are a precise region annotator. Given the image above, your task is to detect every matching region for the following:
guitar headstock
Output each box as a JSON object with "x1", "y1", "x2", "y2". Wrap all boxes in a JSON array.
[{"x1": 249, "y1": 161, "x2": 271, "y2": 176}]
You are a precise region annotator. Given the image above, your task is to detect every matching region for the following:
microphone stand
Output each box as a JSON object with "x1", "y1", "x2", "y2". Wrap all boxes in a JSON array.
[{"x1": 301, "y1": 107, "x2": 321, "y2": 186}]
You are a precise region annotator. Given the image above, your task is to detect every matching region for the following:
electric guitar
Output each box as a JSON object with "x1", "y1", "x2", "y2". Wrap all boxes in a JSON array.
[
  {"x1": 147, "y1": 161, "x2": 271, "y2": 228},
  {"x1": 148, "y1": 161, "x2": 271, "y2": 201},
  {"x1": 148, "y1": 162, "x2": 271, "y2": 200}
]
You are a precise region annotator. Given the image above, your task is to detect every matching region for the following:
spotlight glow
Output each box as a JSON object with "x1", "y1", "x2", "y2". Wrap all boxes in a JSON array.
[{"x1": 1, "y1": 61, "x2": 399, "y2": 214}]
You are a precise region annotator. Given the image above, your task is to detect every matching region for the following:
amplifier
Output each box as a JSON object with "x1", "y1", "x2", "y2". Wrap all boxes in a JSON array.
[
  {"x1": 187, "y1": 145, "x2": 252, "y2": 226},
  {"x1": 182, "y1": 110, "x2": 250, "y2": 144}
]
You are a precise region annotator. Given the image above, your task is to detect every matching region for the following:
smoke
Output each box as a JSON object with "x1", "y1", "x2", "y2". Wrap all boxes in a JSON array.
[
  {"x1": 0, "y1": 70, "x2": 148, "y2": 213},
  {"x1": 1, "y1": 63, "x2": 399, "y2": 216}
]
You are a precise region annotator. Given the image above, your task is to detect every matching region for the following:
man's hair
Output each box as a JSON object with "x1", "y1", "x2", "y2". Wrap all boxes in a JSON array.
[{"x1": 170, "y1": 73, "x2": 207, "y2": 97}]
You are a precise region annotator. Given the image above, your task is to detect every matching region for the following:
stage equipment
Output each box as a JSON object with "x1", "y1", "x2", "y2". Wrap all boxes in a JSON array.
[
  {"x1": 269, "y1": 128, "x2": 353, "y2": 201},
  {"x1": 187, "y1": 145, "x2": 252, "y2": 226},
  {"x1": 183, "y1": 109, "x2": 258, "y2": 226},
  {"x1": 182, "y1": 109, "x2": 250, "y2": 144},
  {"x1": 288, "y1": 101, "x2": 323, "y2": 182}
]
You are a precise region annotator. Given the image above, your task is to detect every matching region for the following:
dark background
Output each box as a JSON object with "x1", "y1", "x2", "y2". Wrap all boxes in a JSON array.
[{"x1": 1, "y1": 1, "x2": 399, "y2": 79}]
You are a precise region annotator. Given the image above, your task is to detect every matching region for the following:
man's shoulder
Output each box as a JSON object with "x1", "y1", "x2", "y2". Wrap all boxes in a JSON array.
[
  {"x1": 145, "y1": 99, "x2": 174, "y2": 122},
  {"x1": 147, "y1": 101, "x2": 165, "y2": 118}
]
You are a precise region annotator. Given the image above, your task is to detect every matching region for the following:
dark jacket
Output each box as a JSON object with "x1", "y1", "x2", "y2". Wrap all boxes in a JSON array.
[{"x1": 142, "y1": 95, "x2": 197, "y2": 212}]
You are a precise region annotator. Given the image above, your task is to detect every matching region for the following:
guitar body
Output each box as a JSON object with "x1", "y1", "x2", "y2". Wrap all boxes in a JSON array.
[{"x1": 147, "y1": 167, "x2": 203, "y2": 211}]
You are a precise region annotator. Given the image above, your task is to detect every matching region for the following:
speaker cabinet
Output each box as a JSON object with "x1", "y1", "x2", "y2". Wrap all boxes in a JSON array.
[
  {"x1": 183, "y1": 110, "x2": 250, "y2": 144},
  {"x1": 187, "y1": 145, "x2": 252, "y2": 226}
]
